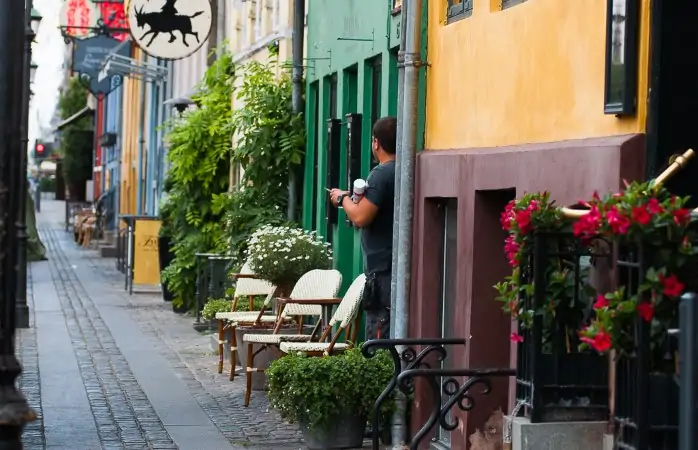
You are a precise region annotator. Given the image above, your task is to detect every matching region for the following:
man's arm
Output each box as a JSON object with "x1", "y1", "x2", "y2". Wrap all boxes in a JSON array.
[{"x1": 340, "y1": 195, "x2": 378, "y2": 228}]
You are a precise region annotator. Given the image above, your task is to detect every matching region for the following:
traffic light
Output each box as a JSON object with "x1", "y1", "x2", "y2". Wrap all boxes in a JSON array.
[{"x1": 34, "y1": 141, "x2": 52, "y2": 161}]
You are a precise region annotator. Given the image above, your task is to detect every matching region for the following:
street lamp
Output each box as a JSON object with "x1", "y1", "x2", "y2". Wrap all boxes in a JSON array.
[
  {"x1": 30, "y1": 8, "x2": 42, "y2": 36},
  {"x1": 30, "y1": 61, "x2": 37, "y2": 84}
]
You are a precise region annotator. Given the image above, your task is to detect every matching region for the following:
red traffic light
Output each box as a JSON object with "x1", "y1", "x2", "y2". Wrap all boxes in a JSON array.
[{"x1": 36, "y1": 144, "x2": 45, "y2": 153}]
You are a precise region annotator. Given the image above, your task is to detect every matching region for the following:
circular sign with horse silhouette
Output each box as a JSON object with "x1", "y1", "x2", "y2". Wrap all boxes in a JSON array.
[{"x1": 128, "y1": 0, "x2": 213, "y2": 60}]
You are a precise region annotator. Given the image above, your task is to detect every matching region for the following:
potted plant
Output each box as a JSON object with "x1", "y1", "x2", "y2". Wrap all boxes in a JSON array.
[
  {"x1": 245, "y1": 224, "x2": 333, "y2": 296},
  {"x1": 495, "y1": 191, "x2": 609, "y2": 422},
  {"x1": 267, "y1": 348, "x2": 394, "y2": 449},
  {"x1": 575, "y1": 181, "x2": 696, "y2": 449}
]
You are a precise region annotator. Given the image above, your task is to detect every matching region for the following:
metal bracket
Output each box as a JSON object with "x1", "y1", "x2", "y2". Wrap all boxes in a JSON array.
[{"x1": 99, "y1": 53, "x2": 169, "y2": 83}]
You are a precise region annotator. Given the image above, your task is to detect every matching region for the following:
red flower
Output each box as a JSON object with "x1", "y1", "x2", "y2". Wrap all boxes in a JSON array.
[
  {"x1": 631, "y1": 205, "x2": 652, "y2": 226},
  {"x1": 527, "y1": 199, "x2": 540, "y2": 212},
  {"x1": 504, "y1": 235, "x2": 520, "y2": 267},
  {"x1": 593, "y1": 295, "x2": 609, "y2": 309},
  {"x1": 573, "y1": 205, "x2": 601, "y2": 237},
  {"x1": 501, "y1": 202, "x2": 516, "y2": 230},
  {"x1": 581, "y1": 330, "x2": 612, "y2": 352},
  {"x1": 606, "y1": 206, "x2": 631, "y2": 235},
  {"x1": 515, "y1": 209, "x2": 533, "y2": 235},
  {"x1": 672, "y1": 208, "x2": 691, "y2": 226},
  {"x1": 510, "y1": 333, "x2": 524, "y2": 343},
  {"x1": 659, "y1": 274, "x2": 685, "y2": 298},
  {"x1": 647, "y1": 198, "x2": 664, "y2": 214},
  {"x1": 636, "y1": 302, "x2": 654, "y2": 322}
]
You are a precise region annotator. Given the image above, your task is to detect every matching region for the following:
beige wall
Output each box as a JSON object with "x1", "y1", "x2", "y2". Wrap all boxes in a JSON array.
[{"x1": 226, "y1": 0, "x2": 308, "y2": 187}]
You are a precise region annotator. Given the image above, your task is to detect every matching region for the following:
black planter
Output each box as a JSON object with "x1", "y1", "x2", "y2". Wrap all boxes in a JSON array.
[
  {"x1": 300, "y1": 414, "x2": 366, "y2": 449},
  {"x1": 158, "y1": 236, "x2": 175, "y2": 302}
]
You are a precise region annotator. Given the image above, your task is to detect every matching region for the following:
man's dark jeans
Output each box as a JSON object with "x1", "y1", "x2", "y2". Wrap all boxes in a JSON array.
[{"x1": 364, "y1": 272, "x2": 391, "y2": 340}]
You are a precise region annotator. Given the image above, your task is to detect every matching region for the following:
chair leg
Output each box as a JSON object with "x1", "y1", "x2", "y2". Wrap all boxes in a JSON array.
[
  {"x1": 217, "y1": 319, "x2": 225, "y2": 374},
  {"x1": 229, "y1": 324, "x2": 238, "y2": 381},
  {"x1": 244, "y1": 342, "x2": 254, "y2": 407}
]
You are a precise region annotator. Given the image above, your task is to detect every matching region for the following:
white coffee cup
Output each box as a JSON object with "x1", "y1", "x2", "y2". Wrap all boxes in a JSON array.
[{"x1": 353, "y1": 179, "x2": 366, "y2": 195}]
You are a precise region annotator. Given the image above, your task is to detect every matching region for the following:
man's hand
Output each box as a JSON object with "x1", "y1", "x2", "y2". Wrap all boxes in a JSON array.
[{"x1": 329, "y1": 189, "x2": 349, "y2": 207}]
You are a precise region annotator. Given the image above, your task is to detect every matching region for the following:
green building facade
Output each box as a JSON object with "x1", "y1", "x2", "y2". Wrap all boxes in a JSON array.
[{"x1": 302, "y1": 0, "x2": 426, "y2": 305}]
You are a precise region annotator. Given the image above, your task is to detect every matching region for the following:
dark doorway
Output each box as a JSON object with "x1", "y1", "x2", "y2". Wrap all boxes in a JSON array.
[{"x1": 646, "y1": 1, "x2": 698, "y2": 206}]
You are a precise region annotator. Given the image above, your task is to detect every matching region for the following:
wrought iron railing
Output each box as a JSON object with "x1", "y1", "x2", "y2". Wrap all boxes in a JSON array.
[
  {"x1": 516, "y1": 231, "x2": 610, "y2": 422},
  {"x1": 614, "y1": 244, "x2": 679, "y2": 450},
  {"x1": 194, "y1": 253, "x2": 236, "y2": 324},
  {"x1": 362, "y1": 338, "x2": 515, "y2": 450}
]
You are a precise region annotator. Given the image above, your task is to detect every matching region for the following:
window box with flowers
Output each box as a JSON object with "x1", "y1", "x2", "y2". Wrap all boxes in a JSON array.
[
  {"x1": 574, "y1": 181, "x2": 697, "y2": 450},
  {"x1": 496, "y1": 192, "x2": 610, "y2": 423}
]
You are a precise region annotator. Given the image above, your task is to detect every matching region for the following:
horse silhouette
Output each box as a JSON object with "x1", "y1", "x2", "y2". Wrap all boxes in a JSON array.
[{"x1": 133, "y1": 4, "x2": 204, "y2": 48}]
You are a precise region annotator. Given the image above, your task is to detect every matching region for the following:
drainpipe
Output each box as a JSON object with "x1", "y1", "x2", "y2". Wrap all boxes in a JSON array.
[
  {"x1": 136, "y1": 54, "x2": 147, "y2": 215},
  {"x1": 288, "y1": 0, "x2": 305, "y2": 222},
  {"x1": 392, "y1": 0, "x2": 422, "y2": 445}
]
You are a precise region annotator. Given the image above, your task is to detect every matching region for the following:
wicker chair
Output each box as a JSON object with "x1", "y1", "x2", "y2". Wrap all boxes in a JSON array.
[
  {"x1": 214, "y1": 261, "x2": 277, "y2": 378},
  {"x1": 278, "y1": 273, "x2": 365, "y2": 356},
  {"x1": 241, "y1": 269, "x2": 343, "y2": 406}
]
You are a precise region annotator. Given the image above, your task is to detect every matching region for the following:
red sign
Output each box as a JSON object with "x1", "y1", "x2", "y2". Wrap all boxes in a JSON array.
[
  {"x1": 59, "y1": 0, "x2": 99, "y2": 38},
  {"x1": 99, "y1": 2, "x2": 129, "y2": 42}
]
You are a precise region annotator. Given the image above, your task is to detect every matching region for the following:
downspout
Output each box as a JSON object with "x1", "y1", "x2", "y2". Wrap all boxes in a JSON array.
[
  {"x1": 289, "y1": 0, "x2": 305, "y2": 222},
  {"x1": 136, "y1": 53, "x2": 147, "y2": 215},
  {"x1": 147, "y1": 76, "x2": 158, "y2": 214},
  {"x1": 390, "y1": 0, "x2": 408, "y2": 444},
  {"x1": 393, "y1": 0, "x2": 422, "y2": 444},
  {"x1": 114, "y1": 86, "x2": 123, "y2": 230}
]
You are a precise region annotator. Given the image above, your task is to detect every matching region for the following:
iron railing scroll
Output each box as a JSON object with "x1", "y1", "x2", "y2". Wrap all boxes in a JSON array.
[{"x1": 362, "y1": 339, "x2": 466, "y2": 450}]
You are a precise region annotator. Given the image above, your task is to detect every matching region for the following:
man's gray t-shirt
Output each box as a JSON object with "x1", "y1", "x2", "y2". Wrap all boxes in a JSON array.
[{"x1": 362, "y1": 160, "x2": 395, "y2": 275}]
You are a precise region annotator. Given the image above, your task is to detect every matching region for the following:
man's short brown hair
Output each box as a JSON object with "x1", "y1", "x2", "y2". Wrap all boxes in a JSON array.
[{"x1": 372, "y1": 116, "x2": 397, "y2": 155}]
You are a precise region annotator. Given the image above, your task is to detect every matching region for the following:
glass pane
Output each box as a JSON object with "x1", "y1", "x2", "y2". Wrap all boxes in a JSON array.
[
  {"x1": 607, "y1": 0, "x2": 627, "y2": 106},
  {"x1": 438, "y1": 199, "x2": 458, "y2": 445}
]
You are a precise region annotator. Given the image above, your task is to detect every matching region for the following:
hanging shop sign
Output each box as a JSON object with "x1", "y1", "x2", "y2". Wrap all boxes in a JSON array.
[
  {"x1": 98, "y1": 1, "x2": 129, "y2": 42},
  {"x1": 58, "y1": 0, "x2": 100, "y2": 38},
  {"x1": 72, "y1": 35, "x2": 132, "y2": 96},
  {"x1": 127, "y1": 0, "x2": 213, "y2": 60}
]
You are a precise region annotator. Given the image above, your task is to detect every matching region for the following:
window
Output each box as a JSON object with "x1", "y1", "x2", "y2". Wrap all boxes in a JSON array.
[
  {"x1": 329, "y1": 73, "x2": 338, "y2": 118},
  {"x1": 370, "y1": 57, "x2": 382, "y2": 170},
  {"x1": 501, "y1": 0, "x2": 526, "y2": 10},
  {"x1": 437, "y1": 199, "x2": 458, "y2": 447},
  {"x1": 310, "y1": 83, "x2": 320, "y2": 230},
  {"x1": 447, "y1": 0, "x2": 472, "y2": 22}
]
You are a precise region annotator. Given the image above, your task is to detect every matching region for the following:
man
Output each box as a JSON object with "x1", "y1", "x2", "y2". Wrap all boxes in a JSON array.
[
  {"x1": 330, "y1": 116, "x2": 397, "y2": 339},
  {"x1": 161, "y1": 0, "x2": 178, "y2": 16}
]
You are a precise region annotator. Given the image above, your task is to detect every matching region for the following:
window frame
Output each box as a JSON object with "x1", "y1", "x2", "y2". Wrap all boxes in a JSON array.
[
  {"x1": 501, "y1": 0, "x2": 526, "y2": 10},
  {"x1": 447, "y1": 0, "x2": 473, "y2": 23}
]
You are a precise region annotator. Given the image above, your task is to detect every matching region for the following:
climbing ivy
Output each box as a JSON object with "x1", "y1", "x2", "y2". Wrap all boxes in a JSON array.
[
  {"x1": 160, "y1": 51, "x2": 234, "y2": 310},
  {"x1": 213, "y1": 56, "x2": 306, "y2": 261},
  {"x1": 161, "y1": 51, "x2": 306, "y2": 311}
]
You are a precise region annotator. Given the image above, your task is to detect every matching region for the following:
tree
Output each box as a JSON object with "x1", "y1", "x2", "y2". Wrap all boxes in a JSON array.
[{"x1": 57, "y1": 77, "x2": 93, "y2": 200}]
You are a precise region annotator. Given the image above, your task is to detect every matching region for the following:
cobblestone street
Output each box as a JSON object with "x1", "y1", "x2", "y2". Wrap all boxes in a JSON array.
[{"x1": 17, "y1": 200, "x2": 305, "y2": 449}]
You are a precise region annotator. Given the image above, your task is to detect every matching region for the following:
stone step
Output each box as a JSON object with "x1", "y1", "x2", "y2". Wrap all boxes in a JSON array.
[{"x1": 100, "y1": 245, "x2": 118, "y2": 258}]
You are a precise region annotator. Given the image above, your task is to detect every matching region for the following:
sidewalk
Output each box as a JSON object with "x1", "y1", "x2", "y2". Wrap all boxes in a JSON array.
[{"x1": 18, "y1": 200, "x2": 303, "y2": 449}]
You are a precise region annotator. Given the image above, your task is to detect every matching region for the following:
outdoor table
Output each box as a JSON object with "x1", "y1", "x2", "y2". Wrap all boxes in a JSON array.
[{"x1": 277, "y1": 297, "x2": 342, "y2": 342}]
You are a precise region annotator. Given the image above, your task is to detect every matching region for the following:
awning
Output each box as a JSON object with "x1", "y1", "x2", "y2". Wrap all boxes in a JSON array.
[{"x1": 55, "y1": 106, "x2": 94, "y2": 131}]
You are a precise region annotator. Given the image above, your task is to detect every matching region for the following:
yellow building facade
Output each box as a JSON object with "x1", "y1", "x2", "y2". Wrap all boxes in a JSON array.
[
  {"x1": 120, "y1": 47, "x2": 145, "y2": 217},
  {"x1": 425, "y1": 0, "x2": 651, "y2": 150}
]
